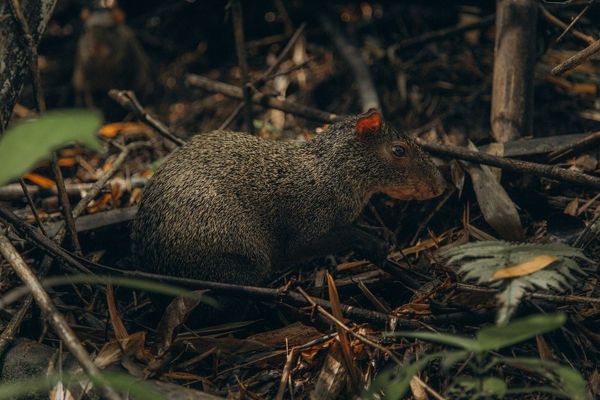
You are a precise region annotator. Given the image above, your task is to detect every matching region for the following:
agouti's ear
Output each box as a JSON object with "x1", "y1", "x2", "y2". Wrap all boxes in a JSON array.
[
  {"x1": 111, "y1": 8, "x2": 126, "y2": 24},
  {"x1": 80, "y1": 8, "x2": 91, "y2": 21},
  {"x1": 356, "y1": 109, "x2": 382, "y2": 139}
]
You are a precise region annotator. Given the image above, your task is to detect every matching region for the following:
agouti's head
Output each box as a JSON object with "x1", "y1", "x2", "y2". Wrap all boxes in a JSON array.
[
  {"x1": 80, "y1": 8, "x2": 127, "y2": 59},
  {"x1": 351, "y1": 109, "x2": 446, "y2": 200}
]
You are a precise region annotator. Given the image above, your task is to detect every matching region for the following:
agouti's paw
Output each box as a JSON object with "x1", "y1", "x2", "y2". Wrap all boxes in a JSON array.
[
  {"x1": 356, "y1": 236, "x2": 391, "y2": 266},
  {"x1": 357, "y1": 224, "x2": 396, "y2": 248}
]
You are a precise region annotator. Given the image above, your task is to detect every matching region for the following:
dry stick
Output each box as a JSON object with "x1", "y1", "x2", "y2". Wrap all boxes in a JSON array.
[
  {"x1": 257, "y1": 23, "x2": 306, "y2": 85},
  {"x1": 548, "y1": 130, "x2": 600, "y2": 162},
  {"x1": 274, "y1": 347, "x2": 297, "y2": 400},
  {"x1": 452, "y1": 283, "x2": 600, "y2": 305},
  {"x1": 491, "y1": 0, "x2": 537, "y2": 143},
  {"x1": 231, "y1": 0, "x2": 254, "y2": 134},
  {"x1": 19, "y1": 178, "x2": 47, "y2": 237},
  {"x1": 555, "y1": 1, "x2": 594, "y2": 44},
  {"x1": 296, "y1": 287, "x2": 446, "y2": 400},
  {"x1": 551, "y1": 38, "x2": 600, "y2": 76},
  {"x1": 539, "y1": 5, "x2": 595, "y2": 45},
  {"x1": 51, "y1": 155, "x2": 82, "y2": 254},
  {"x1": 392, "y1": 14, "x2": 495, "y2": 51},
  {"x1": 108, "y1": 90, "x2": 186, "y2": 146},
  {"x1": 420, "y1": 141, "x2": 600, "y2": 189},
  {"x1": 320, "y1": 14, "x2": 380, "y2": 112},
  {"x1": 0, "y1": 234, "x2": 121, "y2": 400},
  {"x1": 187, "y1": 74, "x2": 340, "y2": 123}
]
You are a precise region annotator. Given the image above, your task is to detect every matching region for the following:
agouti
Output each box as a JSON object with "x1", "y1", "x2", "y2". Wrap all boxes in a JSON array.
[
  {"x1": 131, "y1": 110, "x2": 445, "y2": 287},
  {"x1": 73, "y1": 7, "x2": 151, "y2": 108}
]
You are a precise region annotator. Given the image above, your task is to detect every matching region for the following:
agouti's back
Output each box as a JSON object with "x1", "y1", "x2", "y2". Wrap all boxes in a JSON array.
[{"x1": 132, "y1": 111, "x2": 445, "y2": 286}]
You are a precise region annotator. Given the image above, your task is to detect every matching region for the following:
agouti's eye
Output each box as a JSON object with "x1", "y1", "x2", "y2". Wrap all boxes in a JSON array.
[{"x1": 392, "y1": 145, "x2": 407, "y2": 158}]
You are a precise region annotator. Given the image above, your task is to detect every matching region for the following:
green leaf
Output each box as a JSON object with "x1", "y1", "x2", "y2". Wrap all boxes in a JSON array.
[
  {"x1": 481, "y1": 377, "x2": 507, "y2": 397},
  {"x1": 440, "y1": 350, "x2": 471, "y2": 370},
  {"x1": 0, "y1": 109, "x2": 103, "y2": 186},
  {"x1": 503, "y1": 357, "x2": 587, "y2": 400},
  {"x1": 392, "y1": 331, "x2": 481, "y2": 351},
  {"x1": 476, "y1": 313, "x2": 566, "y2": 351}
]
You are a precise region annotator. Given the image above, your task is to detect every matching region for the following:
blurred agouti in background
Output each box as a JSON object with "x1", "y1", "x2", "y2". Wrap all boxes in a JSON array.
[
  {"x1": 73, "y1": 7, "x2": 152, "y2": 115},
  {"x1": 132, "y1": 110, "x2": 446, "y2": 292}
]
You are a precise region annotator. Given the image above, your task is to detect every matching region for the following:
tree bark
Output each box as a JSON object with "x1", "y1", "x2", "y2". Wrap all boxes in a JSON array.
[
  {"x1": 0, "y1": 0, "x2": 57, "y2": 129},
  {"x1": 490, "y1": 0, "x2": 537, "y2": 143}
]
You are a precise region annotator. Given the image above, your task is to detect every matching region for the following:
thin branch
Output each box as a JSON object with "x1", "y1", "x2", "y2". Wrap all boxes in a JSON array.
[
  {"x1": 392, "y1": 14, "x2": 495, "y2": 51},
  {"x1": 108, "y1": 90, "x2": 186, "y2": 146},
  {"x1": 540, "y1": 5, "x2": 595, "y2": 45},
  {"x1": 551, "y1": 38, "x2": 600, "y2": 76},
  {"x1": 555, "y1": 1, "x2": 594, "y2": 44},
  {"x1": 19, "y1": 178, "x2": 47, "y2": 237},
  {"x1": 0, "y1": 233, "x2": 121, "y2": 400},
  {"x1": 548, "y1": 130, "x2": 600, "y2": 162},
  {"x1": 186, "y1": 74, "x2": 340, "y2": 123},
  {"x1": 419, "y1": 141, "x2": 600, "y2": 189},
  {"x1": 51, "y1": 154, "x2": 81, "y2": 254}
]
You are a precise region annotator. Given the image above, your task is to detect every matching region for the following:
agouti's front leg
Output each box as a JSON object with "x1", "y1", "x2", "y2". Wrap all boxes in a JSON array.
[{"x1": 294, "y1": 225, "x2": 394, "y2": 266}]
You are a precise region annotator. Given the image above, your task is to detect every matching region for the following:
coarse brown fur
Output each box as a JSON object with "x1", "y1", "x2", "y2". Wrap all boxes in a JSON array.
[{"x1": 131, "y1": 113, "x2": 445, "y2": 287}]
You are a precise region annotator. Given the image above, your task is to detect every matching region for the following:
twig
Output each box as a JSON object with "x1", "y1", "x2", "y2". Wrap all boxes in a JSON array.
[
  {"x1": 419, "y1": 141, "x2": 600, "y2": 189},
  {"x1": 410, "y1": 187, "x2": 455, "y2": 245},
  {"x1": 452, "y1": 282, "x2": 600, "y2": 305},
  {"x1": 548, "y1": 130, "x2": 600, "y2": 162},
  {"x1": 555, "y1": 1, "x2": 594, "y2": 44},
  {"x1": 108, "y1": 90, "x2": 186, "y2": 146},
  {"x1": 19, "y1": 178, "x2": 47, "y2": 236},
  {"x1": 320, "y1": 14, "x2": 380, "y2": 112},
  {"x1": 258, "y1": 23, "x2": 306, "y2": 85},
  {"x1": 392, "y1": 14, "x2": 495, "y2": 51},
  {"x1": 186, "y1": 74, "x2": 340, "y2": 123},
  {"x1": 539, "y1": 5, "x2": 595, "y2": 45},
  {"x1": 0, "y1": 233, "x2": 122, "y2": 400},
  {"x1": 551, "y1": 38, "x2": 600, "y2": 76},
  {"x1": 51, "y1": 155, "x2": 81, "y2": 254},
  {"x1": 231, "y1": 0, "x2": 254, "y2": 134},
  {"x1": 274, "y1": 347, "x2": 296, "y2": 400}
]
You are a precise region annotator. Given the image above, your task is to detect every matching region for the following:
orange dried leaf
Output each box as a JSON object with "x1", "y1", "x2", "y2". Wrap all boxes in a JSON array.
[
  {"x1": 23, "y1": 172, "x2": 55, "y2": 189},
  {"x1": 106, "y1": 284, "x2": 129, "y2": 340},
  {"x1": 491, "y1": 255, "x2": 557, "y2": 281},
  {"x1": 57, "y1": 157, "x2": 77, "y2": 167},
  {"x1": 98, "y1": 122, "x2": 150, "y2": 138}
]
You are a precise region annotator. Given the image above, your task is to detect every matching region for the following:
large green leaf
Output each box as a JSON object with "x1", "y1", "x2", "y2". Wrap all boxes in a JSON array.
[
  {"x1": 0, "y1": 109, "x2": 103, "y2": 186},
  {"x1": 476, "y1": 313, "x2": 566, "y2": 351}
]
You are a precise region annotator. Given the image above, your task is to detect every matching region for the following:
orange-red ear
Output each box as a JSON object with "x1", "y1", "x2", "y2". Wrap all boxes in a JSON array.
[
  {"x1": 111, "y1": 8, "x2": 125, "y2": 24},
  {"x1": 356, "y1": 109, "x2": 382, "y2": 138},
  {"x1": 80, "y1": 8, "x2": 91, "y2": 21}
]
